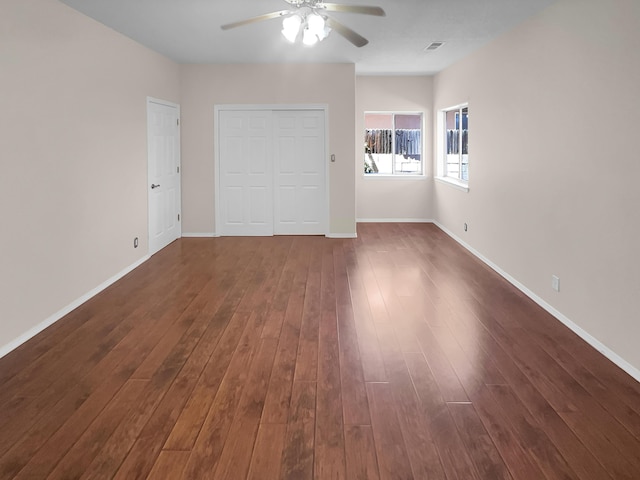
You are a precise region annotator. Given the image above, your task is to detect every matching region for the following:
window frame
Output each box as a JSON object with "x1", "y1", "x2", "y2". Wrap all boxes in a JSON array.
[
  {"x1": 437, "y1": 103, "x2": 469, "y2": 191},
  {"x1": 363, "y1": 111, "x2": 424, "y2": 177}
]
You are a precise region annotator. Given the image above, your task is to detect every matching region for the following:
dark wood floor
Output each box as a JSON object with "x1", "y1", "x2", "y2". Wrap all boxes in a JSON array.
[{"x1": 1, "y1": 223, "x2": 639, "y2": 479}]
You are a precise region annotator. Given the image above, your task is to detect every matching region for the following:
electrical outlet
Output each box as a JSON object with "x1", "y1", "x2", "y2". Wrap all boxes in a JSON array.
[
  {"x1": 551, "y1": 275, "x2": 560, "y2": 292},
  {"x1": 464, "y1": 223, "x2": 468, "y2": 232},
  {"x1": 134, "y1": 237, "x2": 139, "y2": 248}
]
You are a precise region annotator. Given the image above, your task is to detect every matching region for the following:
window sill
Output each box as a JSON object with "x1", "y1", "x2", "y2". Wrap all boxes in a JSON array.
[
  {"x1": 435, "y1": 176, "x2": 469, "y2": 192},
  {"x1": 363, "y1": 174, "x2": 428, "y2": 181}
]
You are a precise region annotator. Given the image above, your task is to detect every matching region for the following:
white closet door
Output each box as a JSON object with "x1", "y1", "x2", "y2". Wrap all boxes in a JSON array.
[
  {"x1": 273, "y1": 110, "x2": 326, "y2": 235},
  {"x1": 148, "y1": 100, "x2": 181, "y2": 255},
  {"x1": 219, "y1": 110, "x2": 273, "y2": 236}
]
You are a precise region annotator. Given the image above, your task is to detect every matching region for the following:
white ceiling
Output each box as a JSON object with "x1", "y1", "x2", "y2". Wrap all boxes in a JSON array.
[{"x1": 59, "y1": 0, "x2": 558, "y2": 74}]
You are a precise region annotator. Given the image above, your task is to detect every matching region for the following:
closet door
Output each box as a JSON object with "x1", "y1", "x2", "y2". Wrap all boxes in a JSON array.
[
  {"x1": 273, "y1": 110, "x2": 326, "y2": 235},
  {"x1": 219, "y1": 110, "x2": 273, "y2": 236}
]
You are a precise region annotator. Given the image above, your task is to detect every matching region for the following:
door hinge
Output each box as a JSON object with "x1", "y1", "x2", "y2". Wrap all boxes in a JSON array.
[
  {"x1": 178, "y1": 214, "x2": 180, "y2": 221},
  {"x1": 177, "y1": 166, "x2": 180, "y2": 173},
  {"x1": 177, "y1": 119, "x2": 180, "y2": 126}
]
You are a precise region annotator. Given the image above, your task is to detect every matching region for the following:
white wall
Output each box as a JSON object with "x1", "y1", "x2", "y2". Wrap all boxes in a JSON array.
[
  {"x1": 356, "y1": 76, "x2": 434, "y2": 221},
  {"x1": 0, "y1": 0, "x2": 180, "y2": 354},
  {"x1": 179, "y1": 64, "x2": 356, "y2": 237},
  {"x1": 433, "y1": 0, "x2": 640, "y2": 374}
]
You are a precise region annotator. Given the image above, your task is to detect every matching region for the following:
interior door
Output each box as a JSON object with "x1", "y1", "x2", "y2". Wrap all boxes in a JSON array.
[
  {"x1": 148, "y1": 99, "x2": 181, "y2": 255},
  {"x1": 273, "y1": 110, "x2": 326, "y2": 235},
  {"x1": 219, "y1": 110, "x2": 273, "y2": 236}
]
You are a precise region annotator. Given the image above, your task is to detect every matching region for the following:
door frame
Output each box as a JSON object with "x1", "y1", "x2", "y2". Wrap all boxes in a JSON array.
[
  {"x1": 147, "y1": 96, "x2": 181, "y2": 254},
  {"x1": 214, "y1": 104, "x2": 330, "y2": 237}
]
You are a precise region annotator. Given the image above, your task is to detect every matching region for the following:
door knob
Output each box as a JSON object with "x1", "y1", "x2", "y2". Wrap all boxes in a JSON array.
[{"x1": 151, "y1": 184, "x2": 160, "y2": 189}]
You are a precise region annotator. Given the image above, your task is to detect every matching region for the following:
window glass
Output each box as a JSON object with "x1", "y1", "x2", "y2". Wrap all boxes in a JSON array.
[
  {"x1": 442, "y1": 105, "x2": 469, "y2": 183},
  {"x1": 364, "y1": 112, "x2": 423, "y2": 176}
]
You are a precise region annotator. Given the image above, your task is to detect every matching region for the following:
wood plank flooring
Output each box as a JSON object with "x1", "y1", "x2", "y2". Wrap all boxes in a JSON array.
[{"x1": 1, "y1": 223, "x2": 639, "y2": 479}]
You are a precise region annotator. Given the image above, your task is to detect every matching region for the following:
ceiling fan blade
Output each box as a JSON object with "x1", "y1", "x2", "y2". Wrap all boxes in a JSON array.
[
  {"x1": 325, "y1": 17, "x2": 368, "y2": 47},
  {"x1": 221, "y1": 10, "x2": 290, "y2": 30},
  {"x1": 319, "y1": 3, "x2": 385, "y2": 16}
]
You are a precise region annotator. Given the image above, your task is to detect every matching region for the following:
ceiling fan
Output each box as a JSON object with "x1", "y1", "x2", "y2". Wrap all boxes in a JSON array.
[{"x1": 221, "y1": 0, "x2": 386, "y2": 48}]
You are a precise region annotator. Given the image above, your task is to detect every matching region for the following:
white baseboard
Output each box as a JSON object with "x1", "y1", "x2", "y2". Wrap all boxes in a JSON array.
[
  {"x1": 182, "y1": 232, "x2": 218, "y2": 238},
  {"x1": 433, "y1": 221, "x2": 640, "y2": 383},
  {"x1": 184, "y1": 232, "x2": 356, "y2": 239},
  {"x1": 326, "y1": 233, "x2": 358, "y2": 239},
  {"x1": 357, "y1": 218, "x2": 434, "y2": 223},
  {"x1": 0, "y1": 255, "x2": 151, "y2": 360}
]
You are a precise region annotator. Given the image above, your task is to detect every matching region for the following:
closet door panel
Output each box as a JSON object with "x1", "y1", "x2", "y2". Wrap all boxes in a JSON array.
[
  {"x1": 219, "y1": 110, "x2": 273, "y2": 236},
  {"x1": 300, "y1": 185, "x2": 323, "y2": 223},
  {"x1": 277, "y1": 136, "x2": 297, "y2": 174},
  {"x1": 273, "y1": 110, "x2": 326, "y2": 235},
  {"x1": 226, "y1": 187, "x2": 247, "y2": 229},
  {"x1": 277, "y1": 186, "x2": 297, "y2": 225}
]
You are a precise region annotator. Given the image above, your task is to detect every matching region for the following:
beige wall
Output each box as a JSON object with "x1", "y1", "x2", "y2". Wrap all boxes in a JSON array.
[
  {"x1": 180, "y1": 64, "x2": 356, "y2": 236},
  {"x1": 433, "y1": 0, "x2": 640, "y2": 373},
  {"x1": 356, "y1": 76, "x2": 434, "y2": 221},
  {"x1": 0, "y1": 0, "x2": 180, "y2": 352}
]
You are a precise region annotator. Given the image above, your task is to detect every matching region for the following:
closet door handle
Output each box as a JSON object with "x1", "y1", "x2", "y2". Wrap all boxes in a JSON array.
[{"x1": 151, "y1": 184, "x2": 161, "y2": 189}]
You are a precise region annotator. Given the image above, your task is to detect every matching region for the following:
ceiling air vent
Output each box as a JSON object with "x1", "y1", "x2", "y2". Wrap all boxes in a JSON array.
[{"x1": 424, "y1": 41, "x2": 445, "y2": 52}]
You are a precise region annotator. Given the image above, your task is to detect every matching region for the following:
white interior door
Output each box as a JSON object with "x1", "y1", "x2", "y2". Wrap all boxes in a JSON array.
[
  {"x1": 219, "y1": 110, "x2": 273, "y2": 236},
  {"x1": 273, "y1": 110, "x2": 326, "y2": 235},
  {"x1": 148, "y1": 99, "x2": 181, "y2": 254}
]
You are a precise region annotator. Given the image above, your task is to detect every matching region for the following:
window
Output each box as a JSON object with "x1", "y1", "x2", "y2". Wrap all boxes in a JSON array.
[
  {"x1": 439, "y1": 105, "x2": 469, "y2": 185},
  {"x1": 364, "y1": 112, "x2": 423, "y2": 176}
]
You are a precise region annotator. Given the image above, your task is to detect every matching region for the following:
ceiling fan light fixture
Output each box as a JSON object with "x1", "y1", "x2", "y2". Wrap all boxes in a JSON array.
[
  {"x1": 281, "y1": 14, "x2": 302, "y2": 42},
  {"x1": 317, "y1": 25, "x2": 331, "y2": 41},
  {"x1": 281, "y1": 27, "x2": 299, "y2": 43},
  {"x1": 307, "y1": 13, "x2": 325, "y2": 36},
  {"x1": 302, "y1": 26, "x2": 319, "y2": 46}
]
